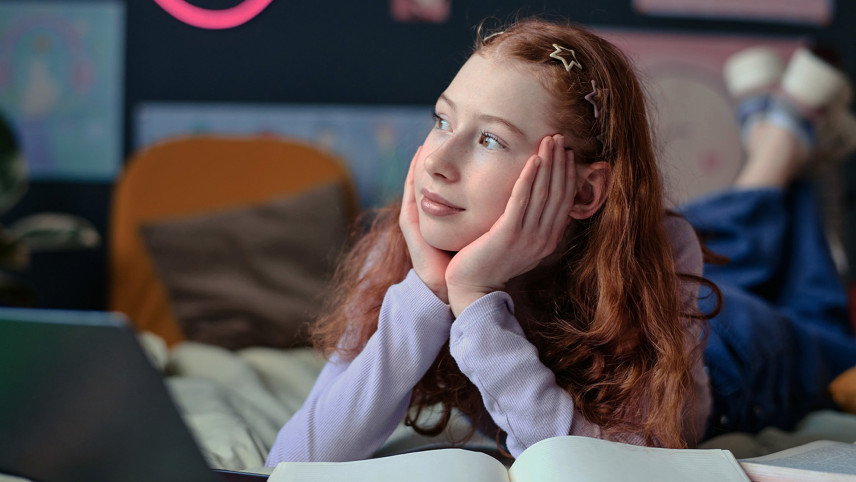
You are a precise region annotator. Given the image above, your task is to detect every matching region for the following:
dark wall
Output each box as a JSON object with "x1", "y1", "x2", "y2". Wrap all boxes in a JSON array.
[{"x1": 6, "y1": 0, "x2": 856, "y2": 310}]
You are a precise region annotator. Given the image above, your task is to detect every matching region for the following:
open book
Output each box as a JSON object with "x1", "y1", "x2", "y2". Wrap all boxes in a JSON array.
[
  {"x1": 739, "y1": 440, "x2": 856, "y2": 482},
  {"x1": 269, "y1": 435, "x2": 749, "y2": 482}
]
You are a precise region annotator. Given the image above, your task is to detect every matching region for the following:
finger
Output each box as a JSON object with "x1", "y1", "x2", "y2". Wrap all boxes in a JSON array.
[
  {"x1": 522, "y1": 136, "x2": 554, "y2": 230},
  {"x1": 556, "y1": 147, "x2": 576, "y2": 220},
  {"x1": 401, "y1": 146, "x2": 421, "y2": 206},
  {"x1": 539, "y1": 134, "x2": 568, "y2": 229},
  {"x1": 503, "y1": 154, "x2": 540, "y2": 229},
  {"x1": 400, "y1": 146, "x2": 422, "y2": 229},
  {"x1": 548, "y1": 147, "x2": 577, "y2": 245}
]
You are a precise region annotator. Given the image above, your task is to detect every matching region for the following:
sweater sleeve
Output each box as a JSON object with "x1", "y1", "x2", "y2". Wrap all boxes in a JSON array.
[
  {"x1": 664, "y1": 215, "x2": 712, "y2": 444},
  {"x1": 265, "y1": 269, "x2": 454, "y2": 464},
  {"x1": 449, "y1": 215, "x2": 711, "y2": 457},
  {"x1": 448, "y1": 293, "x2": 615, "y2": 458}
]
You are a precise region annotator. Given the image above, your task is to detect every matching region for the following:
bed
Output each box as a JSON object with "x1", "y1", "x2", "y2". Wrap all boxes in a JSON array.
[{"x1": 109, "y1": 135, "x2": 856, "y2": 475}]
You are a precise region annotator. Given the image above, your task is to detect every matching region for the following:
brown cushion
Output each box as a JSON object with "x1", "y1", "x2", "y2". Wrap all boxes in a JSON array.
[{"x1": 140, "y1": 183, "x2": 348, "y2": 350}]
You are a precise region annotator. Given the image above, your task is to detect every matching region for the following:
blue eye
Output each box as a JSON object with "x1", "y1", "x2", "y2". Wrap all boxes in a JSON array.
[
  {"x1": 432, "y1": 113, "x2": 450, "y2": 131},
  {"x1": 479, "y1": 132, "x2": 506, "y2": 150}
]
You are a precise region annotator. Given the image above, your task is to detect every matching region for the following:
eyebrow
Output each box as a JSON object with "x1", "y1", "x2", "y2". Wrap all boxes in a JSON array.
[{"x1": 438, "y1": 93, "x2": 528, "y2": 139}]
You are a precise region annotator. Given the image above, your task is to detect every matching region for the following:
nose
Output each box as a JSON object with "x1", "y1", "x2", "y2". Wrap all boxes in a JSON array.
[{"x1": 422, "y1": 138, "x2": 461, "y2": 182}]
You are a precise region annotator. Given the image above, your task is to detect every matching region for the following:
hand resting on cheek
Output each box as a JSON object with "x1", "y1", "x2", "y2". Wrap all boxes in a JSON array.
[
  {"x1": 400, "y1": 133, "x2": 596, "y2": 315},
  {"x1": 399, "y1": 145, "x2": 453, "y2": 303},
  {"x1": 445, "y1": 134, "x2": 579, "y2": 317}
]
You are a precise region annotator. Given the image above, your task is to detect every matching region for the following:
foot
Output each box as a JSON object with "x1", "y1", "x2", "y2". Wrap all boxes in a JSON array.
[
  {"x1": 726, "y1": 46, "x2": 851, "y2": 187},
  {"x1": 723, "y1": 46, "x2": 785, "y2": 148},
  {"x1": 776, "y1": 47, "x2": 851, "y2": 160}
]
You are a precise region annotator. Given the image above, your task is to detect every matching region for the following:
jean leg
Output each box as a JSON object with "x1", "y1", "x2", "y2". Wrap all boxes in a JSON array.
[
  {"x1": 680, "y1": 188, "x2": 788, "y2": 294},
  {"x1": 703, "y1": 283, "x2": 856, "y2": 437},
  {"x1": 693, "y1": 183, "x2": 856, "y2": 437},
  {"x1": 775, "y1": 183, "x2": 851, "y2": 336}
]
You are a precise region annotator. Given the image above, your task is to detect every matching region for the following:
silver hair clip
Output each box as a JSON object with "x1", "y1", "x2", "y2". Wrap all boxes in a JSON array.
[
  {"x1": 549, "y1": 44, "x2": 582, "y2": 72},
  {"x1": 484, "y1": 31, "x2": 505, "y2": 42},
  {"x1": 584, "y1": 79, "x2": 601, "y2": 118}
]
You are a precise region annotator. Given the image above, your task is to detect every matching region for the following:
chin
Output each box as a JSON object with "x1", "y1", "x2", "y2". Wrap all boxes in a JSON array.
[{"x1": 420, "y1": 225, "x2": 471, "y2": 252}]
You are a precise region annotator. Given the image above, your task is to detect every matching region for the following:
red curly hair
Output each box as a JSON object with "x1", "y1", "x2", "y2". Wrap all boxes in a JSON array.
[{"x1": 312, "y1": 18, "x2": 719, "y2": 450}]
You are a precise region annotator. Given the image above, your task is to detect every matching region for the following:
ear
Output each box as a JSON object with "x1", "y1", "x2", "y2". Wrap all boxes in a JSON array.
[{"x1": 570, "y1": 161, "x2": 612, "y2": 220}]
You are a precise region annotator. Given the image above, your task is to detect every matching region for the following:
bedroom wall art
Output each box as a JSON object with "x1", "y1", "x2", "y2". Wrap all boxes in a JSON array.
[
  {"x1": 0, "y1": 0, "x2": 124, "y2": 181},
  {"x1": 136, "y1": 103, "x2": 433, "y2": 209},
  {"x1": 633, "y1": 0, "x2": 834, "y2": 25}
]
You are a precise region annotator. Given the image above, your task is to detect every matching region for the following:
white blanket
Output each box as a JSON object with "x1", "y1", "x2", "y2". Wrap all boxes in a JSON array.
[
  {"x1": 140, "y1": 334, "x2": 856, "y2": 472},
  {"x1": 157, "y1": 338, "x2": 496, "y2": 472}
]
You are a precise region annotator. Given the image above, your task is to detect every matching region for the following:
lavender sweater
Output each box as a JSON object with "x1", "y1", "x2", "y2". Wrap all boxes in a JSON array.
[{"x1": 265, "y1": 217, "x2": 710, "y2": 464}]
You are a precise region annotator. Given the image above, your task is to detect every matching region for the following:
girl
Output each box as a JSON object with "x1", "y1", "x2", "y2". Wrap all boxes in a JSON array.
[{"x1": 266, "y1": 18, "x2": 713, "y2": 463}]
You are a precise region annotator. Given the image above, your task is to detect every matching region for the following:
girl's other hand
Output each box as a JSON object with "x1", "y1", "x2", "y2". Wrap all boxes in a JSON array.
[
  {"x1": 399, "y1": 146, "x2": 453, "y2": 303},
  {"x1": 445, "y1": 135, "x2": 576, "y2": 316}
]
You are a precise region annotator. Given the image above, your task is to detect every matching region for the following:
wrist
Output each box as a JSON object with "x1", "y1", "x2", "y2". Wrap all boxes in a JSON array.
[
  {"x1": 447, "y1": 283, "x2": 496, "y2": 317},
  {"x1": 412, "y1": 269, "x2": 449, "y2": 304}
]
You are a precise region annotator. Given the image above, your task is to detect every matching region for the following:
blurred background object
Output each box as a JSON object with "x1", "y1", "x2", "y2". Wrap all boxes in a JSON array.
[{"x1": 0, "y1": 110, "x2": 100, "y2": 306}]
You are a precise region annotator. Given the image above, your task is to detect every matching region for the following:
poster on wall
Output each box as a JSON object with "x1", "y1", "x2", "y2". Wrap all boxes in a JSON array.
[
  {"x1": 0, "y1": 1, "x2": 124, "y2": 181},
  {"x1": 633, "y1": 0, "x2": 834, "y2": 26},
  {"x1": 136, "y1": 103, "x2": 433, "y2": 209},
  {"x1": 390, "y1": 0, "x2": 451, "y2": 23},
  {"x1": 599, "y1": 29, "x2": 801, "y2": 206}
]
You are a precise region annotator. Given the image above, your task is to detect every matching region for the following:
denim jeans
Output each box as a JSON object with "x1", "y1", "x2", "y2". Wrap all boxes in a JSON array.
[{"x1": 680, "y1": 182, "x2": 856, "y2": 438}]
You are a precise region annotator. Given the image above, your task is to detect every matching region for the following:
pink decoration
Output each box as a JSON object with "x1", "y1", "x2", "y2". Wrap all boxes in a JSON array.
[
  {"x1": 153, "y1": 0, "x2": 274, "y2": 30},
  {"x1": 390, "y1": 0, "x2": 450, "y2": 23},
  {"x1": 634, "y1": 0, "x2": 832, "y2": 26}
]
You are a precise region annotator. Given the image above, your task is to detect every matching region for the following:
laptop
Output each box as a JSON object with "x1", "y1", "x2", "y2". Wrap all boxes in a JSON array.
[{"x1": 0, "y1": 307, "x2": 269, "y2": 482}]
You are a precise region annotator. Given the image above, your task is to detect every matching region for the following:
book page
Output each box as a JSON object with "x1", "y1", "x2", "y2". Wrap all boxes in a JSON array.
[
  {"x1": 508, "y1": 436, "x2": 749, "y2": 482},
  {"x1": 269, "y1": 448, "x2": 510, "y2": 482},
  {"x1": 740, "y1": 440, "x2": 856, "y2": 476}
]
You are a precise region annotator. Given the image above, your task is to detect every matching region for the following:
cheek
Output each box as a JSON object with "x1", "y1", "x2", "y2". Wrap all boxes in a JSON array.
[
  {"x1": 413, "y1": 136, "x2": 441, "y2": 182},
  {"x1": 412, "y1": 156, "x2": 429, "y2": 193},
  {"x1": 474, "y1": 170, "x2": 520, "y2": 226},
  {"x1": 420, "y1": 130, "x2": 445, "y2": 158}
]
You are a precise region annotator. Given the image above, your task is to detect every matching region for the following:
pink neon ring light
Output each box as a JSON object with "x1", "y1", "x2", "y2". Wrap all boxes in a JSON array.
[{"x1": 153, "y1": 0, "x2": 274, "y2": 30}]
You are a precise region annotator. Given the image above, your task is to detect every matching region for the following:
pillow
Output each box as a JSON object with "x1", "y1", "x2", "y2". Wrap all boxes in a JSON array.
[{"x1": 141, "y1": 182, "x2": 349, "y2": 350}]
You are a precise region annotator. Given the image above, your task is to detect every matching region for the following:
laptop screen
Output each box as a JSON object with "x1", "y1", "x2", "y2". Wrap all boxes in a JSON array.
[{"x1": 0, "y1": 308, "x2": 230, "y2": 482}]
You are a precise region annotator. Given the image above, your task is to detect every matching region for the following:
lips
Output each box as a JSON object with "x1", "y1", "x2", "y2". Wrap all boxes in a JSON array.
[{"x1": 420, "y1": 189, "x2": 464, "y2": 216}]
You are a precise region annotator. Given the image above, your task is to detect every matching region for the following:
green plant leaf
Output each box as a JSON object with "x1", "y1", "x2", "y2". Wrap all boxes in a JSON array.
[
  {"x1": 0, "y1": 227, "x2": 29, "y2": 270},
  {"x1": 0, "y1": 113, "x2": 27, "y2": 214}
]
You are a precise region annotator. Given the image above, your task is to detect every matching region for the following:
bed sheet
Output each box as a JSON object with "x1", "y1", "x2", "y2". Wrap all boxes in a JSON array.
[{"x1": 146, "y1": 335, "x2": 856, "y2": 471}]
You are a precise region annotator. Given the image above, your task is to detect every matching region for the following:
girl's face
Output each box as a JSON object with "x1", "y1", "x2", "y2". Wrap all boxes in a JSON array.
[{"x1": 415, "y1": 53, "x2": 559, "y2": 251}]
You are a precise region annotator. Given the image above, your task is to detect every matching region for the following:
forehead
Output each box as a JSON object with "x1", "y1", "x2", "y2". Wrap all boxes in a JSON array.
[{"x1": 441, "y1": 53, "x2": 557, "y2": 137}]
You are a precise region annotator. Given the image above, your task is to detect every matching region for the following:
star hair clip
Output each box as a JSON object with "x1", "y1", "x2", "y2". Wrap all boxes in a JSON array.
[
  {"x1": 584, "y1": 79, "x2": 609, "y2": 145},
  {"x1": 584, "y1": 79, "x2": 602, "y2": 118},
  {"x1": 549, "y1": 43, "x2": 583, "y2": 72},
  {"x1": 484, "y1": 30, "x2": 505, "y2": 42}
]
